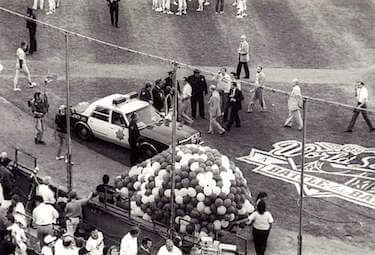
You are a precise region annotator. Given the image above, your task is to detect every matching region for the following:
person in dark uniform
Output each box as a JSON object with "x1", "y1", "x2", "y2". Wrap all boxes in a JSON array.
[
  {"x1": 128, "y1": 113, "x2": 140, "y2": 166},
  {"x1": 26, "y1": 8, "x2": 37, "y2": 55},
  {"x1": 164, "y1": 71, "x2": 174, "y2": 110},
  {"x1": 188, "y1": 69, "x2": 208, "y2": 119},
  {"x1": 107, "y1": 0, "x2": 120, "y2": 27},
  {"x1": 226, "y1": 82, "x2": 243, "y2": 131},
  {"x1": 139, "y1": 82, "x2": 153, "y2": 103},
  {"x1": 152, "y1": 79, "x2": 165, "y2": 111}
]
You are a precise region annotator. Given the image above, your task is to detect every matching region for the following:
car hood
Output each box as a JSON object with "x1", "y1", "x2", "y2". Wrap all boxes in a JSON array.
[{"x1": 140, "y1": 121, "x2": 199, "y2": 145}]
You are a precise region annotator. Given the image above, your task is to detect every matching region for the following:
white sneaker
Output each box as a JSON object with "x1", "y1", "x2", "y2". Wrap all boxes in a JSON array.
[
  {"x1": 220, "y1": 11, "x2": 224, "y2": 14},
  {"x1": 232, "y1": 2, "x2": 237, "y2": 6},
  {"x1": 166, "y1": 11, "x2": 174, "y2": 14},
  {"x1": 236, "y1": 14, "x2": 243, "y2": 18},
  {"x1": 196, "y1": 8, "x2": 202, "y2": 12},
  {"x1": 243, "y1": 13, "x2": 248, "y2": 17},
  {"x1": 13, "y1": 88, "x2": 21, "y2": 91},
  {"x1": 155, "y1": 7, "x2": 162, "y2": 12},
  {"x1": 175, "y1": 12, "x2": 182, "y2": 15},
  {"x1": 56, "y1": 156, "x2": 65, "y2": 160},
  {"x1": 204, "y1": 1, "x2": 210, "y2": 5},
  {"x1": 182, "y1": 10, "x2": 187, "y2": 14},
  {"x1": 173, "y1": 1, "x2": 178, "y2": 5},
  {"x1": 29, "y1": 82, "x2": 37, "y2": 88},
  {"x1": 46, "y1": 11, "x2": 52, "y2": 15}
]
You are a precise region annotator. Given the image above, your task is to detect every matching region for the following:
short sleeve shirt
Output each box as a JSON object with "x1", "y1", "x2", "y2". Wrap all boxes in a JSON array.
[
  {"x1": 16, "y1": 48, "x2": 26, "y2": 67},
  {"x1": 357, "y1": 87, "x2": 368, "y2": 104},
  {"x1": 182, "y1": 83, "x2": 192, "y2": 99},
  {"x1": 85, "y1": 232, "x2": 104, "y2": 255},
  {"x1": 248, "y1": 211, "x2": 274, "y2": 230}
]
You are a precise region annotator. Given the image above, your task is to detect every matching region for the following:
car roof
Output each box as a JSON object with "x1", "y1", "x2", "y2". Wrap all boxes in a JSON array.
[{"x1": 93, "y1": 94, "x2": 149, "y2": 115}]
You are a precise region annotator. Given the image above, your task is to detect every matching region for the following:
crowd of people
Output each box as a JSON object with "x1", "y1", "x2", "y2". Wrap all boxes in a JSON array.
[{"x1": 151, "y1": 0, "x2": 248, "y2": 18}]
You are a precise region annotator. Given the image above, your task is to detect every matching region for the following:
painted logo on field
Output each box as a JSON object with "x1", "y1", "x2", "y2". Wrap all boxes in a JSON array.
[{"x1": 236, "y1": 140, "x2": 375, "y2": 210}]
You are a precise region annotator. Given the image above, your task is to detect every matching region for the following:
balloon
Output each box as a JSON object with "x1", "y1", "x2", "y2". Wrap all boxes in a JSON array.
[
  {"x1": 223, "y1": 199, "x2": 232, "y2": 208},
  {"x1": 204, "y1": 206, "x2": 212, "y2": 215},
  {"x1": 197, "y1": 193, "x2": 205, "y2": 202},
  {"x1": 190, "y1": 162, "x2": 200, "y2": 171},
  {"x1": 164, "y1": 189, "x2": 171, "y2": 198},
  {"x1": 221, "y1": 220, "x2": 229, "y2": 228},
  {"x1": 213, "y1": 220, "x2": 221, "y2": 231},
  {"x1": 203, "y1": 186, "x2": 212, "y2": 196},
  {"x1": 212, "y1": 186, "x2": 221, "y2": 195},
  {"x1": 197, "y1": 202, "x2": 205, "y2": 212},
  {"x1": 188, "y1": 187, "x2": 197, "y2": 197},
  {"x1": 143, "y1": 214, "x2": 152, "y2": 221},
  {"x1": 215, "y1": 198, "x2": 224, "y2": 207},
  {"x1": 176, "y1": 196, "x2": 183, "y2": 204},
  {"x1": 217, "y1": 206, "x2": 226, "y2": 215},
  {"x1": 221, "y1": 187, "x2": 230, "y2": 195}
]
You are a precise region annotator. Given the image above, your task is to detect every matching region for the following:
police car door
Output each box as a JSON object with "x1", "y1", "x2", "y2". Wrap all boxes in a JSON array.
[
  {"x1": 108, "y1": 110, "x2": 129, "y2": 148},
  {"x1": 88, "y1": 106, "x2": 111, "y2": 141}
]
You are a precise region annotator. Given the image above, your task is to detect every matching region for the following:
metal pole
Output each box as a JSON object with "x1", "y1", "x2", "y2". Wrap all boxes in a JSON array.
[
  {"x1": 169, "y1": 62, "x2": 178, "y2": 234},
  {"x1": 298, "y1": 98, "x2": 307, "y2": 255},
  {"x1": 65, "y1": 32, "x2": 73, "y2": 192}
]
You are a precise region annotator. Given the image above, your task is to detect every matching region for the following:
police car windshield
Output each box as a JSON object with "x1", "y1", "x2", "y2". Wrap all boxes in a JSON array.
[{"x1": 135, "y1": 105, "x2": 162, "y2": 126}]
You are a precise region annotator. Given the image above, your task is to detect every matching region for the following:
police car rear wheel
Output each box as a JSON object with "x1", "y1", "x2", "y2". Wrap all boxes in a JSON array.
[{"x1": 76, "y1": 125, "x2": 91, "y2": 141}]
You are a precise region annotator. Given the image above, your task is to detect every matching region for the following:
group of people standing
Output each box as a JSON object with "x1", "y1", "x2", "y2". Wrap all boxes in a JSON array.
[{"x1": 150, "y1": 0, "x2": 247, "y2": 17}]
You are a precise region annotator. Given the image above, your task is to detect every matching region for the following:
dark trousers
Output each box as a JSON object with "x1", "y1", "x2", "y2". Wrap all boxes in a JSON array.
[
  {"x1": 226, "y1": 106, "x2": 240, "y2": 130},
  {"x1": 220, "y1": 92, "x2": 229, "y2": 122},
  {"x1": 29, "y1": 30, "x2": 37, "y2": 54},
  {"x1": 347, "y1": 103, "x2": 374, "y2": 131},
  {"x1": 191, "y1": 94, "x2": 205, "y2": 118},
  {"x1": 215, "y1": 0, "x2": 224, "y2": 12},
  {"x1": 109, "y1": 4, "x2": 119, "y2": 27},
  {"x1": 236, "y1": 61, "x2": 249, "y2": 78},
  {"x1": 252, "y1": 228, "x2": 270, "y2": 255},
  {"x1": 130, "y1": 145, "x2": 138, "y2": 166}
]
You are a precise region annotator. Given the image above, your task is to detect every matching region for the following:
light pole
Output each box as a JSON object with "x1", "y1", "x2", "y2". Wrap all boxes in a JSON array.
[{"x1": 65, "y1": 32, "x2": 73, "y2": 192}]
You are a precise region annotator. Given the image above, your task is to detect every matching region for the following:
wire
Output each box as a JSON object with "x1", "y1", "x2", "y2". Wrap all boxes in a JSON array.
[{"x1": 0, "y1": 6, "x2": 374, "y2": 113}]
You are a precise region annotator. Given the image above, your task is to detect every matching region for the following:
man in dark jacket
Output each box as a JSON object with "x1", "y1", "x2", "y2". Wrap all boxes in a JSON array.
[
  {"x1": 107, "y1": 0, "x2": 120, "y2": 27},
  {"x1": 26, "y1": 8, "x2": 37, "y2": 55},
  {"x1": 188, "y1": 69, "x2": 208, "y2": 119},
  {"x1": 152, "y1": 79, "x2": 165, "y2": 111},
  {"x1": 139, "y1": 238, "x2": 152, "y2": 255},
  {"x1": 226, "y1": 82, "x2": 243, "y2": 131},
  {"x1": 139, "y1": 82, "x2": 153, "y2": 103},
  {"x1": 128, "y1": 113, "x2": 140, "y2": 166}
]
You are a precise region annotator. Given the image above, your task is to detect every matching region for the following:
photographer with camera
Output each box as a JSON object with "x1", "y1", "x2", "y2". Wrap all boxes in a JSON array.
[{"x1": 29, "y1": 88, "x2": 49, "y2": 145}]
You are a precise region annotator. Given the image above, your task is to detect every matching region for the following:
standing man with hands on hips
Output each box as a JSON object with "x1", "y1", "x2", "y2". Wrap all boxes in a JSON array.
[{"x1": 236, "y1": 35, "x2": 250, "y2": 80}]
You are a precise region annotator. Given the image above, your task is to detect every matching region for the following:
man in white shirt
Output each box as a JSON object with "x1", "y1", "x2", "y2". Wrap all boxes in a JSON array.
[
  {"x1": 37, "y1": 176, "x2": 56, "y2": 205},
  {"x1": 14, "y1": 41, "x2": 37, "y2": 91},
  {"x1": 157, "y1": 239, "x2": 182, "y2": 255},
  {"x1": 236, "y1": 35, "x2": 250, "y2": 79},
  {"x1": 180, "y1": 78, "x2": 193, "y2": 125},
  {"x1": 47, "y1": 0, "x2": 56, "y2": 15},
  {"x1": 162, "y1": 0, "x2": 173, "y2": 14},
  {"x1": 284, "y1": 79, "x2": 303, "y2": 130},
  {"x1": 55, "y1": 234, "x2": 79, "y2": 255},
  {"x1": 85, "y1": 228, "x2": 105, "y2": 255},
  {"x1": 212, "y1": 68, "x2": 231, "y2": 121},
  {"x1": 345, "y1": 81, "x2": 375, "y2": 132},
  {"x1": 32, "y1": 196, "x2": 59, "y2": 246},
  {"x1": 248, "y1": 65, "x2": 266, "y2": 112},
  {"x1": 175, "y1": 0, "x2": 187, "y2": 15},
  {"x1": 120, "y1": 226, "x2": 139, "y2": 255}
]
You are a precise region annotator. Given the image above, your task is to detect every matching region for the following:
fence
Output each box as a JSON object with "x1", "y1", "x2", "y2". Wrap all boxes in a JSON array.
[{"x1": 1, "y1": 4, "x2": 375, "y2": 254}]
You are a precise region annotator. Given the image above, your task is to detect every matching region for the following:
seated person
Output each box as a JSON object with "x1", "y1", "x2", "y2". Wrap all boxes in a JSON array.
[
  {"x1": 95, "y1": 175, "x2": 116, "y2": 204},
  {"x1": 0, "y1": 153, "x2": 11, "y2": 168}
]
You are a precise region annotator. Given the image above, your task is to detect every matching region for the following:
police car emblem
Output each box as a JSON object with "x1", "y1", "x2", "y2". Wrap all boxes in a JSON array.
[
  {"x1": 237, "y1": 140, "x2": 375, "y2": 210},
  {"x1": 115, "y1": 129, "x2": 125, "y2": 140}
]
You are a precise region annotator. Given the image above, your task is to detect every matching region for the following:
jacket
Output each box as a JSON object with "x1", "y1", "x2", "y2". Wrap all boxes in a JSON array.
[
  {"x1": 238, "y1": 40, "x2": 249, "y2": 62},
  {"x1": 228, "y1": 88, "x2": 243, "y2": 110},
  {"x1": 208, "y1": 91, "x2": 222, "y2": 117},
  {"x1": 187, "y1": 75, "x2": 208, "y2": 97}
]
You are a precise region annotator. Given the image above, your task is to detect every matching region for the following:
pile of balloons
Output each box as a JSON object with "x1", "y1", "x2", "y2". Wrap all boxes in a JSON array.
[{"x1": 114, "y1": 144, "x2": 254, "y2": 236}]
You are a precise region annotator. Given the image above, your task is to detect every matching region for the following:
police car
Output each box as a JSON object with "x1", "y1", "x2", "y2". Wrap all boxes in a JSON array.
[{"x1": 57, "y1": 92, "x2": 202, "y2": 159}]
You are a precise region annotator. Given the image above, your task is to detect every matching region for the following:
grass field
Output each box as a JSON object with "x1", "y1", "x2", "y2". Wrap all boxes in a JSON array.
[{"x1": 1, "y1": 0, "x2": 375, "y2": 251}]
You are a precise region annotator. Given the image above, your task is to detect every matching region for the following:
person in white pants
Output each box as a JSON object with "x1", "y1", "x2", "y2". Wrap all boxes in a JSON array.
[
  {"x1": 14, "y1": 42, "x2": 37, "y2": 91},
  {"x1": 236, "y1": 0, "x2": 247, "y2": 18},
  {"x1": 284, "y1": 79, "x2": 303, "y2": 130},
  {"x1": 33, "y1": 0, "x2": 44, "y2": 10},
  {"x1": 162, "y1": 0, "x2": 173, "y2": 14},
  {"x1": 175, "y1": 0, "x2": 187, "y2": 15},
  {"x1": 47, "y1": 0, "x2": 56, "y2": 14},
  {"x1": 197, "y1": 0, "x2": 204, "y2": 11}
]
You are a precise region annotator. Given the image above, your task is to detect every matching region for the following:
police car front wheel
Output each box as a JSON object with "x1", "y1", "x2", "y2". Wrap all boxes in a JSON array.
[{"x1": 75, "y1": 124, "x2": 92, "y2": 141}]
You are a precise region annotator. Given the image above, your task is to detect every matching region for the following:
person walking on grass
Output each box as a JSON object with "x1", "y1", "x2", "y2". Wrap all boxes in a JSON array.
[
  {"x1": 212, "y1": 68, "x2": 231, "y2": 122},
  {"x1": 26, "y1": 8, "x2": 37, "y2": 55},
  {"x1": 226, "y1": 82, "x2": 243, "y2": 131},
  {"x1": 107, "y1": 0, "x2": 120, "y2": 27},
  {"x1": 284, "y1": 79, "x2": 303, "y2": 131},
  {"x1": 208, "y1": 85, "x2": 226, "y2": 135},
  {"x1": 236, "y1": 35, "x2": 250, "y2": 79},
  {"x1": 215, "y1": 0, "x2": 224, "y2": 14},
  {"x1": 180, "y1": 78, "x2": 194, "y2": 125},
  {"x1": 55, "y1": 105, "x2": 67, "y2": 160},
  {"x1": 175, "y1": 0, "x2": 187, "y2": 15},
  {"x1": 248, "y1": 65, "x2": 266, "y2": 112},
  {"x1": 345, "y1": 81, "x2": 375, "y2": 133},
  {"x1": 247, "y1": 200, "x2": 273, "y2": 255},
  {"x1": 47, "y1": 0, "x2": 56, "y2": 15},
  {"x1": 14, "y1": 42, "x2": 37, "y2": 91},
  {"x1": 188, "y1": 69, "x2": 208, "y2": 120}
]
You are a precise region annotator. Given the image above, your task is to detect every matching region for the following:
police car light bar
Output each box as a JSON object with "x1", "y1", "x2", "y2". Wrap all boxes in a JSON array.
[{"x1": 113, "y1": 92, "x2": 139, "y2": 105}]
